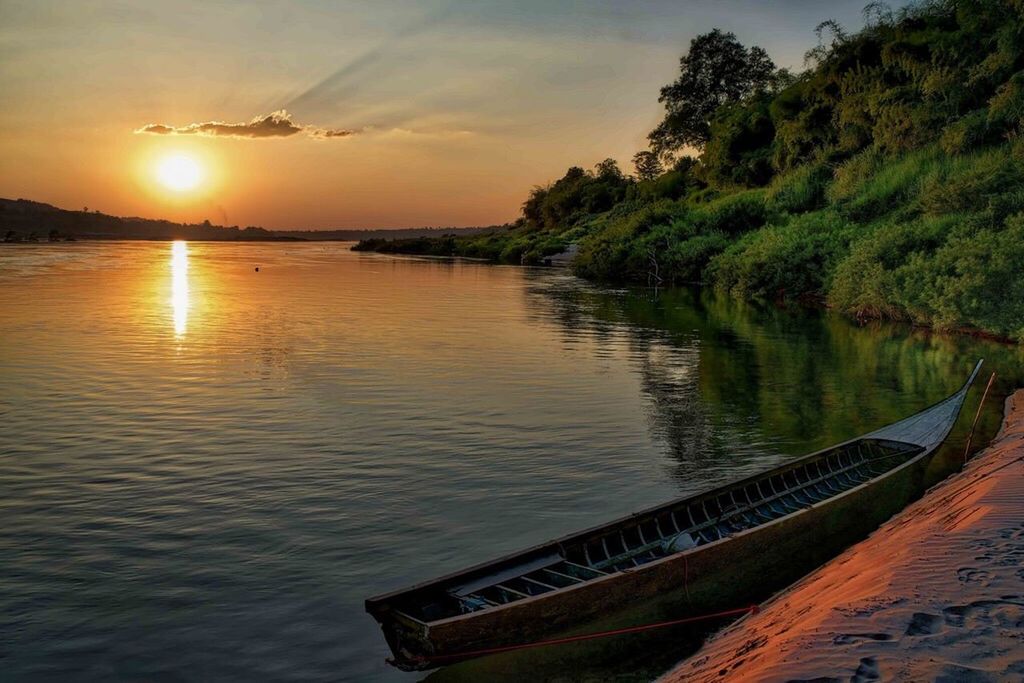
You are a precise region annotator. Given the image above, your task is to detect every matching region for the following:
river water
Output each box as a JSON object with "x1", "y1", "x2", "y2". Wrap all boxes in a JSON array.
[{"x1": 1, "y1": 241, "x2": 1021, "y2": 681}]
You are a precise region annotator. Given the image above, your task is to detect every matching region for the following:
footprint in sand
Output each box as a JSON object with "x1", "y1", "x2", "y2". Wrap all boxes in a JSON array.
[
  {"x1": 943, "y1": 598, "x2": 1024, "y2": 629},
  {"x1": 905, "y1": 612, "x2": 944, "y2": 635},
  {"x1": 934, "y1": 663, "x2": 1003, "y2": 682},
  {"x1": 832, "y1": 633, "x2": 893, "y2": 645},
  {"x1": 850, "y1": 656, "x2": 880, "y2": 682},
  {"x1": 957, "y1": 567, "x2": 992, "y2": 584},
  {"x1": 970, "y1": 524, "x2": 1024, "y2": 567}
]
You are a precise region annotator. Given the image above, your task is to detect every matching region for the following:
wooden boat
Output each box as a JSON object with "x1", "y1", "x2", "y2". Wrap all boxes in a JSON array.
[{"x1": 366, "y1": 360, "x2": 983, "y2": 671}]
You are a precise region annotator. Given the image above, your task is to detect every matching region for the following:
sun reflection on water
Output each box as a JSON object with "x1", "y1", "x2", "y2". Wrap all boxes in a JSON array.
[{"x1": 171, "y1": 241, "x2": 189, "y2": 336}]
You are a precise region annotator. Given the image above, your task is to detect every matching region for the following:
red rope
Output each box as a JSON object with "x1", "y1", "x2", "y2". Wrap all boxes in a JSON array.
[{"x1": 417, "y1": 604, "x2": 759, "y2": 663}]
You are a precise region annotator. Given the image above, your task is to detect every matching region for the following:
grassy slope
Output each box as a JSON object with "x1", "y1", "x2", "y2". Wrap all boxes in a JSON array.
[
  {"x1": 356, "y1": 2, "x2": 1024, "y2": 342},
  {"x1": 358, "y1": 142, "x2": 1024, "y2": 342}
]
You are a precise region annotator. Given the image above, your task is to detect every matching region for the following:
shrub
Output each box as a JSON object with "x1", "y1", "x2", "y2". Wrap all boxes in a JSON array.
[
  {"x1": 829, "y1": 146, "x2": 942, "y2": 221},
  {"x1": 689, "y1": 189, "x2": 768, "y2": 234},
  {"x1": 827, "y1": 148, "x2": 883, "y2": 204},
  {"x1": 988, "y1": 71, "x2": 1024, "y2": 129},
  {"x1": 828, "y1": 213, "x2": 963, "y2": 321},
  {"x1": 499, "y1": 238, "x2": 531, "y2": 263},
  {"x1": 573, "y1": 201, "x2": 688, "y2": 280},
  {"x1": 765, "y1": 161, "x2": 833, "y2": 214},
  {"x1": 707, "y1": 210, "x2": 853, "y2": 300},
  {"x1": 664, "y1": 232, "x2": 732, "y2": 283},
  {"x1": 922, "y1": 215, "x2": 1024, "y2": 339},
  {"x1": 919, "y1": 146, "x2": 1024, "y2": 220},
  {"x1": 940, "y1": 109, "x2": 997, "y2": 155}
]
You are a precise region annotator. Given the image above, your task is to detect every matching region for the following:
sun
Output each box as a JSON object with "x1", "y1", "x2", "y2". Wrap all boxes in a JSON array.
[{"x1": 156, "y1": 153, "x2": 202, "y2": 192}]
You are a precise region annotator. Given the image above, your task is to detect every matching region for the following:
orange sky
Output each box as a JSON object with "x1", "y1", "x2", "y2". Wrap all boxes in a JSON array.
[{"x1": 0, "y1": 1, "x2": 896, "y2": 229}]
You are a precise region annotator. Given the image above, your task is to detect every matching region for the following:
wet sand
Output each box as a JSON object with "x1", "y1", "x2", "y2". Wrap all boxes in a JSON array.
[{"x1": 664, "y1": 390, "x2": 1024, "y2": 683}]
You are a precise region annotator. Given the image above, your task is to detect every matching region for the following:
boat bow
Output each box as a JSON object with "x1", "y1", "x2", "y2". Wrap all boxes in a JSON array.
[{"x1": 867, "y1": 359, "x2": 983, "y2": 451}]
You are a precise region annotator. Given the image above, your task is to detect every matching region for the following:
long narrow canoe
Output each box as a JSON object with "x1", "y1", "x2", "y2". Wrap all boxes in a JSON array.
[{"x1": 366, "y1": 360, "x2": 983, "y2": 671}]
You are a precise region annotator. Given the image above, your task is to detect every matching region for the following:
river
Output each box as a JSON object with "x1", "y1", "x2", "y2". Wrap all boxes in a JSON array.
[{"x1": 1, "y1": 241, "x2": 1021, "y2": 681}]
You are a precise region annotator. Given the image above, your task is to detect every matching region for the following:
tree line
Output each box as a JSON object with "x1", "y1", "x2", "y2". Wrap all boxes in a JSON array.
[{"x1": 358, "y1": 0, "x2": 1024, "y2": 341}]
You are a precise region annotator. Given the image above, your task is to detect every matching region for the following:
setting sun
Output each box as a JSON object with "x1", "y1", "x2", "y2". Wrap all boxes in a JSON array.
[{"x1": 156, "y1": 154, "x2": 202, "y2": 192}]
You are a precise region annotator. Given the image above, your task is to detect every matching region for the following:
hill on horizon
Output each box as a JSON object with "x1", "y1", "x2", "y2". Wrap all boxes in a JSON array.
[{"x1": 0, "y1": 198, "x2": 506, "y2": 242}]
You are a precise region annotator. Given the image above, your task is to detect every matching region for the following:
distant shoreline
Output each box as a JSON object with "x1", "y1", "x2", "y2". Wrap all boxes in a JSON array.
[{"x1": 0, "y1": 197, "x2": 506, "y2": 244}]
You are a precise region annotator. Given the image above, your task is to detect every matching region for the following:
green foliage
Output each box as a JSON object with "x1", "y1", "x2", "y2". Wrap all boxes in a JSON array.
[
  {"x1": 632, "y1": 151, "x2": 663, "y2": 181},
  {"x1": 829, "y1": 213, "x2": 962, "y2": 322},
  {"x1": 830, "y1": 210, "x2": 1024, "y2": 340},
  {"x1": 649, "y1": 28, "x2": 779, "y2": 158},
  {"x1": 522, "y1": 162, "x2": 632, "y2": 230},
  {"x1": 940, "y1": 109, "x2": 997, "y2": 155},
  {"x1": 659, "y1": 232, "x2": 732, "y2": 283},
  {"x1": 919, "y1": 146, "x2": 1024, "y2": 220},
  {"x1": 707, "y1": 211, "x2": 853, "y2": 300},
  {"x1": 573, "y1": 201, "x2": 689, "y2": 281},
  {"x1": 988, "y1": 71, "x2": 1024, "y2": 129},
  {"x1": 829, "y1": 147, "x2": 943, "y2": 221},
  {"x1": 358, "y1": 1, "x2": 1024, "y2": 340},
  {"x1": 689, "y1": 189, "x2": 768, "y2": 235},
  {"x1": 770, "y1": 76, "x2": 836, "y2": 170},
  {"x1": 923, "y1": 216, "x2": 1024, "y2": 339},
  {"x1": 765, "y1": 160, "x2": 833, "y2": 214},
  {"x1": 699, "y1": 97, "x2": 776, "y2": 188}
]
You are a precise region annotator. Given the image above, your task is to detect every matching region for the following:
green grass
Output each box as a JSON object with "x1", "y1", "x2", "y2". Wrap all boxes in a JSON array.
[{"x1": 358, "y1": 140, "x2": 1024, "y2": 341}]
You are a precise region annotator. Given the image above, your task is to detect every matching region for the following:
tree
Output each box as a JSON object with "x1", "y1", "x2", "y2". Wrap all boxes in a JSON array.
[
  {"x1": 632, "y1": 151, "x2": 664, "y2": 181},
  {"x1": 594, "y1": 158, "x2": 623, "y2": 180},
  {"x1": 648, "y1": 29, "x2": 777, "y2": 160}
]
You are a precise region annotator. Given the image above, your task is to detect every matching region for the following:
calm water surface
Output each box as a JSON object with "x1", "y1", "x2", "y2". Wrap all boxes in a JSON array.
[{"x1": 1, "y1": 241, "x2": 1022, "y2": 681}]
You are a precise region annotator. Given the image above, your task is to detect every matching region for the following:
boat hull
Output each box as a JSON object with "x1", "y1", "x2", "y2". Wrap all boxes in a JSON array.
[{"x1": 381, "y1": 446, "x2": 932, "y2": 670}]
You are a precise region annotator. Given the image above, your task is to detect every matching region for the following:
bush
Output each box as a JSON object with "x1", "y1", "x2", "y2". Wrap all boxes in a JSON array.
[
  {"x1": 689, "y1": 189, "x2": 768, "y2": 234},
  {"x1": 940, "y1": 109, "x2": 997, "y2": 155},
  {"x1": 765, "y1": 161, "x2": 833, "y2": 214},
  {"x1": 707, "y1": 210, "x2": 853, "y2": 300},
  {"x1": 988, "y1": 71, "x2": 1024, "y2": 129},
  {"x1": 828, "y1": 213, "x2": 963, "y2": 321},
  {"x1": 700, "y1": 97, "x2": 776, "y2": 188},
  {"x1": 922, "y1": 215, "x2": 1024, "y2": 339},
  {"x1": 573, "y1": 201, "x2": 688, "y2": 280},
  {"x1": 663, "y1": 232, "x2": 732, "y2": 283},
  {"x1": 919, "y1": 146, "x2": 1024, "y2": 220},
  {"x1": 499, "y1": 238, "x2": 531, "y2": 263},
  {"x1": 827, "y1": 147, "x2": 883, "y2": 204},
  {"x1": 828, "y1": 146, "x2": 942, "y2": 221},
  {"x1": 627, "y1": 168, "x2": 698, "y2": 203}
]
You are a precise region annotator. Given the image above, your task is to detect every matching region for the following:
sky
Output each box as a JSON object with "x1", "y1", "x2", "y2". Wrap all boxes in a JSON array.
[{"x1": 0, "y1": 1, "x2": 907, "y2": 229}]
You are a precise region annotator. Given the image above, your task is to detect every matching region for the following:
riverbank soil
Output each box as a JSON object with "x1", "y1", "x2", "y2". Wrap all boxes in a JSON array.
[{"x1": 664, "y1": 390, "x2": 1024, "y2": 682}]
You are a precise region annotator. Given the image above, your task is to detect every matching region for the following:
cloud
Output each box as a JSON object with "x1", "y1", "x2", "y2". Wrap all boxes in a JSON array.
[
  {"x1": 135, "y1": 110, "x2": 353, "y2": 140},
  {"x1": 308, "y1": 127, "x2": 357, "y2": 139}
]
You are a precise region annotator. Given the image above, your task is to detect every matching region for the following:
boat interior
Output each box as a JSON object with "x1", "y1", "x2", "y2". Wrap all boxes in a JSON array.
[{"x1": 389, "y1": 437, "x2": 923, "y2": 623}]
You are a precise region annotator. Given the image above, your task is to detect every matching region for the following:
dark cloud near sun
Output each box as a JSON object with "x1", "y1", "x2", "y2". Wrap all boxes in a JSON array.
[{"x1": 135, "y1": 110, "x2": 353, "y2": 140}]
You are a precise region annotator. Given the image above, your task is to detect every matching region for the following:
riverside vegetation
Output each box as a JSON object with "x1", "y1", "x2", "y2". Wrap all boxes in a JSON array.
[{"x1": 354, "y1": 0, "x2": 1024, "y2": 342}]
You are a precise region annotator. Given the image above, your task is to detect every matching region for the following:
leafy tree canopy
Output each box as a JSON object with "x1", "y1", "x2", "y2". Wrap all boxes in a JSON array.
[
  {"x1": 632, "y1": 151, "x2": 664, "y2": 181},
  {"x1": 648, "y1": 29, "x2": 778, "y2": 160}
]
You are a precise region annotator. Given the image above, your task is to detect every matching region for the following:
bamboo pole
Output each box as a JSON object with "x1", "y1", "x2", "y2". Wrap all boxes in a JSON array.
[{"x1": 964, "y1": 371, "x2": 997, "y2": 462}]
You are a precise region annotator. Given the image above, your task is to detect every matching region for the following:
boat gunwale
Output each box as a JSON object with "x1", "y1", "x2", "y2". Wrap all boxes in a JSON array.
[
  {"x1": 366, "y1": 361, "x2": 981, "y2": 630},
  {"x1": 418, "y1": 437, "x2": 930, "y2": 629}
]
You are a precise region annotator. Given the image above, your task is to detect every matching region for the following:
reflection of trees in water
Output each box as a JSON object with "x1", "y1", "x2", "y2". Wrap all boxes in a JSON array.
[
  {"x1": 522, "y1": 280, "x2": 787, "y2": 485},
  {"x1": 631, "y1": 337, "x2": 719, "y2": 482},
  {"x1": 524, "y1": 275, "x2": 1024, "y2": 486}
]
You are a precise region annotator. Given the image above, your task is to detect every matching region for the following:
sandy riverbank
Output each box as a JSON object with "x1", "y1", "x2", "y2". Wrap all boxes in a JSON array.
[{"x1": 663, "y1": 390, "x2": 1024, "y2": 682}]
